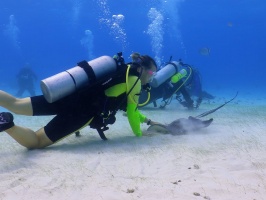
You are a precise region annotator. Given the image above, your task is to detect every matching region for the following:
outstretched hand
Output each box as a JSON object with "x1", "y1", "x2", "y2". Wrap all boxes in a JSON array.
[
  {"x1": 149, "y1": 120, "x2": 164, "y2": 126},
  {"x1": 145, "y1": 120, "x2": 168, "y2": 135}
]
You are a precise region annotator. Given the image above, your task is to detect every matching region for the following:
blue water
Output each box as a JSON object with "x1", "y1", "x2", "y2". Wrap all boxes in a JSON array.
[{"x1": 0, "y1": 0, "x2": 265, "y2": 99}]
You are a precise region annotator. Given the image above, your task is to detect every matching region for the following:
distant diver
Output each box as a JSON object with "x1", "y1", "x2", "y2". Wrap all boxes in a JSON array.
[{"x1": 139, "y1": 57, "x2": 215, "y2": 109}]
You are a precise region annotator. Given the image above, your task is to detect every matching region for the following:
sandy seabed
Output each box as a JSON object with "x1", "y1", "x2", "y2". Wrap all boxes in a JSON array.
[{"x1": 0, "y1": 92, "x2": 266, "y2": 200}]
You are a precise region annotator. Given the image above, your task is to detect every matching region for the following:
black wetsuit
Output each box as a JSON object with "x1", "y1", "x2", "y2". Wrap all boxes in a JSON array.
[{"x1": 31, "y1": 65, "x2": 146, "y2": 142}]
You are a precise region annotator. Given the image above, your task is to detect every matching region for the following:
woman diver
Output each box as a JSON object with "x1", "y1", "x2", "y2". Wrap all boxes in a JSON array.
[{"x1": 0, "y1": 53, "x2": 160, "y2": 149}]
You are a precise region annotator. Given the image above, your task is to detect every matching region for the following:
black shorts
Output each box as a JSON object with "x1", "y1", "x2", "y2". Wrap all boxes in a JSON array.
[{"x1": 31, "y1": 95, "x2": 95, "y2": 142}]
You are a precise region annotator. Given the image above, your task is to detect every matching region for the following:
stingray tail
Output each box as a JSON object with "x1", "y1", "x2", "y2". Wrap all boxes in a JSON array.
[{"x1": 195, "y1": 92, "x2": 238, "y2": 118}]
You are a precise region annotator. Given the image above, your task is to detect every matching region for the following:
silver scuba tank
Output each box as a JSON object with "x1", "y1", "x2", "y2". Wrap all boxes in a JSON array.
[
  {"x1": 40, "y1": 56, "x2": 117, "y2": 103},
  {"x1": 150, "y1": 61, "x2": 180, "y2": 88}
]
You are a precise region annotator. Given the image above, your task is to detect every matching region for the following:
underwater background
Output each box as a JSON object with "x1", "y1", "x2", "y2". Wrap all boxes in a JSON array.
[{"x1": 0, "y1": 0, "x2": 265, "y2": 99}]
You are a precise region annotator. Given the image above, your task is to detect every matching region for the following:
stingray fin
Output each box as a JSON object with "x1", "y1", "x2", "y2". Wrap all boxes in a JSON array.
[
  {"x1": 202, "y1": 118, "x2": 213, "y2": 127},
  {"x1": 188, "y1": 116, "x2": 213, "y2": 128}
]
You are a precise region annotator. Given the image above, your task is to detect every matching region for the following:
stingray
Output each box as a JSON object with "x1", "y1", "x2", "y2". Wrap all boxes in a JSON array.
[
  {"x1": 147, "y1": 92, "x2": 238, "y2": 135},
  {"x1": 147, "y1": 116, "x2": 213, "y2": 135}
]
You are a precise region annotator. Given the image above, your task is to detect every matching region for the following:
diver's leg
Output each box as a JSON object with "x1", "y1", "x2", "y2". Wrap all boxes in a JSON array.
[
  {"x1": 16, "y1": 87, "x2": 25, "y2": 97},
  {"x1": 29, "y1": 89, "x2": 36, "y2": 96},
  {"x1": 27, "y1": 85, "x2": 36, "y2": 96},
  {"x1": 180, "y1": 87, "x2": 193, "y2": 104},
  {"x1": 0, "y1": 91, "x2": 53, "y2": 148},
  {"x1": 5, "y1": 126, "x2": 53, "y2": 149},
  {"x1": 0, "y1": 90, "x2": 33, "y2": 115},
  {"x1": 202, "y1": 91, "x2": 215, "y2": 99}
]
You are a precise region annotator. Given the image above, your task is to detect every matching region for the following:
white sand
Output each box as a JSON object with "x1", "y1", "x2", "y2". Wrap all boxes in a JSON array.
[{"x1": 1, "y1": 93, "x2": 266, "y2": 200}]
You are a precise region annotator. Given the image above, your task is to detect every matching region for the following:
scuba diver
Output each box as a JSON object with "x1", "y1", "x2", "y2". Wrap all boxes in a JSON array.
[
  {"x1": 16, "y1": 65, "x2": 37, "y2": 97},
  {"x1": 139, "y1": 56, "x2": 214, "y2": 109},
  {"x1": 0, "y1": 52, "x2": 161, "y2": 149},
  {"x1": 178, "y1": 65, "x2": 215, "y2": 107}
]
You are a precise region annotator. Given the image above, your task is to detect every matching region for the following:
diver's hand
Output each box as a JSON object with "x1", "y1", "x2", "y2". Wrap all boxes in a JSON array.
[{"x1": 147, "y1": 119, "x2": 164, "y2": 126}]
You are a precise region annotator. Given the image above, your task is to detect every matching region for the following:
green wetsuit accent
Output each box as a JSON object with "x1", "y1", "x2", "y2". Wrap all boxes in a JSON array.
[
  {"x1": 104, "y1": 83, "x2": 126, "y2": 97},
  {"x1": 127, "y1": 103, "x2": 146, "y2": 136},
  {"x1": 126, "y1": 76, "x2": 146, "y2": 136},
  {"x1": 104, "y1": 73, "x2": 146, "y2": 136}
]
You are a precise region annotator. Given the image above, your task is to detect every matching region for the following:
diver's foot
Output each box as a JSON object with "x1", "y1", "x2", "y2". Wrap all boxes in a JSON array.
[
  {"x1": 0, "y1": 112, "x2": 14, "y2": 132},
  {"x1": 202, "y1": 91, "x2": 215, "y2": 99},
  {"x1": 179, "y1": 100, "x2": 194, "y2": 109}
]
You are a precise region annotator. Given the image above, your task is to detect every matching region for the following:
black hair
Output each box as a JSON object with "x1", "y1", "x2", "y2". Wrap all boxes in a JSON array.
[
  {"x1": 139, "y1": 55, "x2": 157, "y2": 70},
  {"x1": 131, "y1": 54, "x2": 157, "y2": 70}
]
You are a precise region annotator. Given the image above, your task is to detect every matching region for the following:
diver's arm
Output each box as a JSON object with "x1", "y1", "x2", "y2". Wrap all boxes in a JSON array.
[
  {"x1": 126, "y1": 104, "x2": 157, "y2": 136},
  {"x1": 126, "y1": 103, "x2": 145, "y2": 136},
  {"x1": 126, "y1": 76, "x2": 160, "y2": 136},
  {"x1": 126, "y1": 76, "x2": 147, "y2": 136}
]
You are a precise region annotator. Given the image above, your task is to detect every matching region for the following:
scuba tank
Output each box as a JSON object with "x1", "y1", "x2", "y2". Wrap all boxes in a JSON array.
[
  {"x1": 41, "y1": 56, "x2": 119, "y2": 103},
  {"x1": 150, "y1": 61, "x2": 181, "y2": 88},
  {"x1": 139, "y1": 58, "x2": 192, "y2": 108}
]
